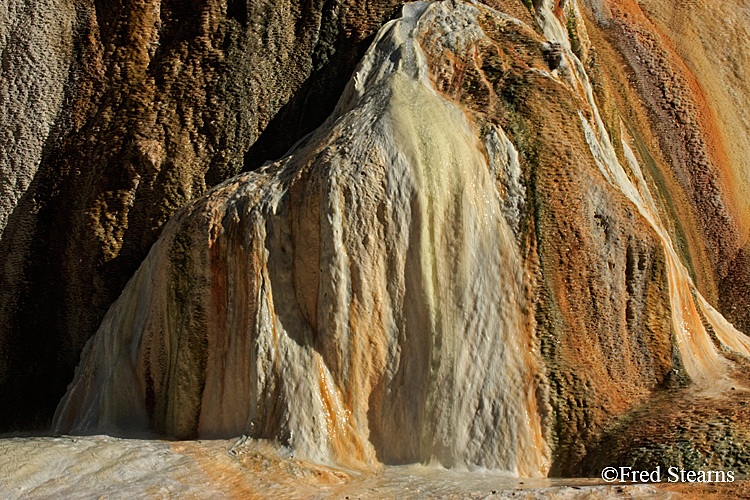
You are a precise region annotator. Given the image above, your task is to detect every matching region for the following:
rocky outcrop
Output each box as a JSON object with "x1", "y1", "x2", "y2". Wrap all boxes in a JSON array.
[
  {"x1": 0, "y1": 0, "x2": 99, "y2": 430},
  {"x1": 3, "y1": 0, "x2": 750, "y2": 481},
  {"x1": 54, "y1": 3, "x2": 550, "y2": 475},
  {"x1": 0, "y1": 0, "x2": 76, "y2": 238},
  {"x1": 0, "y1": 0, "x2": 405, "y2": 431},
  {"x1": 51, "y1": 0, "x2": 750, "y2": 477}
]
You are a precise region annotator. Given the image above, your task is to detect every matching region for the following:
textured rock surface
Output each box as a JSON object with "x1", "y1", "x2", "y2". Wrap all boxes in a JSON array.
[
  {"x1": 3, "y1": 435, "x2": 747, "y2": 499},
  {"x1": 0, "y1": 0, "x2": 405, "y2": 431},
  {"x1": 54, "y1": 2, "x2": 550, "y2": 475},
  {"x1": 50, "y1": 0, "x2": 750, "y2": 480},
  {"x1": 580, "y1": 0, "x2": 750, "y2": 334},
  {"x1": 2, "y1": 0, "x2": 750, "y2": 487},
  {"x1": 0, "y1": 0, "x2": 77, "y2": 237},
  {"x1": 0, "y1": 0, "x2": 86, "y2": 421}
]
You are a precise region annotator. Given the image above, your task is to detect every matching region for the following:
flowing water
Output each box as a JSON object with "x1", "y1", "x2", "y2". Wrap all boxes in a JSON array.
[
  {"x1": 0, "y1": 435, "x2": 685, "y2": 499},
  {"x1": 53, "y1": 0, "x2": 550, "y2": 477}
]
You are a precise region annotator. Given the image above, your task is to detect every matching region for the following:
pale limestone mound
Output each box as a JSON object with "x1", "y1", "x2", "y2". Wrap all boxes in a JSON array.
[
  {"x1": 55, "y1": 1, "x2": 549, "y2": 476},
  {"x1": 53, "y1": 0, "x2": 750, "y2": 479}
]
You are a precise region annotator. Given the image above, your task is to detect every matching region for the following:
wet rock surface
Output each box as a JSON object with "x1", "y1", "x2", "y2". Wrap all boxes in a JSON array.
[
  {"x1": 47, "y1": 0, "x2": 750, "y2": 481},
  {"x1": 0, "y1": 435, "x2": 744, "y2": 499}
]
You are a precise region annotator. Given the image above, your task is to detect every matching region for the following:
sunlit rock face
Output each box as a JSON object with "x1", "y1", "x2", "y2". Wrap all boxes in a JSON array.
[
  {"x1": 52, "y1": 0, "x2": 750, "y2": 479},
  {"x1": 0, "y1": 0, "x2": 405, "y2": 432},
  {"x1": 563, "y1": 0, "x2": 750, "y2": 350},
  {"x1": 55, "y1": 1, "x2": 549, "y2": 476}
]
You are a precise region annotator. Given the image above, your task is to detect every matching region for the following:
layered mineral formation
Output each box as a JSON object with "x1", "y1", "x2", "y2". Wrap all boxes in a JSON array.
[
  {"x1": 0, "y1": 0, "x2": 404, "y2": 430},
  {"x1": 2, "y1": 0, "x2": 750, "y2": 485},
  {"x1": 50, "y1": 0, "x2": 750, "y2": 478},
  {"x1": 54, "y1": 2, "x2": 551, "y2": 475}
]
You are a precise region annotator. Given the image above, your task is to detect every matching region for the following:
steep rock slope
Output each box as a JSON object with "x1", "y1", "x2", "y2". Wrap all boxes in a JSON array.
[
  {"x1": 53, "y1": 0, "x2": 750, "y2": 476},
  {"x1": 0, "y1": 0, "x2": 550, "y2": 436},
  {"x1": 54, "y1": 2, "x2": 550, "y2": 475},
  {"x1": 579, "y1": 0, "x2": 750, "y2": 334},
  {"x1": 3, "y1": 0, "x2": 748, "y2": 445}
]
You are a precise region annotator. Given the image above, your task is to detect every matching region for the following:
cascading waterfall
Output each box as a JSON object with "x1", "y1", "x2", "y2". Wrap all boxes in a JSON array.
[
  {"x1": 54, "y1": 1, "x2": 549, "y2": 477},
  {"x1": 534, "y1": 0, "x2": 750, "y2": 383}
]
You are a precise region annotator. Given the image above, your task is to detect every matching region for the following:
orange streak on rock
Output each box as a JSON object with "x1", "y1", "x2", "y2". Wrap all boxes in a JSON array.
[
  {"x1": 614, "y1": 0, "x2": 746, "y2": 241},
  {"x1": 171, "y1": 441, "x2": 265, "y2": 500},
  {"x1": 317, "y1": 357, "x2": 368, "y2": 467}
]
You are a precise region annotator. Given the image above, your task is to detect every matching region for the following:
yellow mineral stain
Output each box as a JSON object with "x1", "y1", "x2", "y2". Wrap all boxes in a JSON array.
[{"x1": 316, "y1": 357, "x2": 368, "y2": 467}]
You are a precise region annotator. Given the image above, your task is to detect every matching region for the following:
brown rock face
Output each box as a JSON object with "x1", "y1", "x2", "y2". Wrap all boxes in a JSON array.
[{"x1": 419, "y1": 6, "x2": 677, "y2": 472}]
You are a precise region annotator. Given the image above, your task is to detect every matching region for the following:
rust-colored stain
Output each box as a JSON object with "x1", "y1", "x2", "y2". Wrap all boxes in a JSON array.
[
  {"x1": 169, "y1": 441, "x2": 262, "y2": 500},
  {"x1": 317, "y1": 356, "x2": 369, "y2": 467}
]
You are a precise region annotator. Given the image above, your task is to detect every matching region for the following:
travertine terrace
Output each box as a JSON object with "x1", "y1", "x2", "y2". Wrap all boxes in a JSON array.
[{"x1": 2, "y1": 0, "x2": 750, "y2": 497}]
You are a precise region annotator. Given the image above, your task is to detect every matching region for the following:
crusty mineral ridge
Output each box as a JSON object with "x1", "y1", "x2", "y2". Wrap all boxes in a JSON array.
[
  {"x1": 53, "y1": 0, "x2": 750, "y2": 476},
  {"x1": 0, "y1": 0, "x2": 406, "y2": 430},
  {"x1": 632, "y1": 0, "x2": 750, "y2": 358},
  {"x1": 2, "y1": 0, "x2": 748, "y2": 450},
  {"x1": 55, "y1": 2, "x2": 551, "y2": 475}
]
